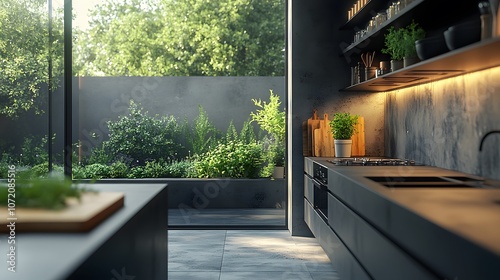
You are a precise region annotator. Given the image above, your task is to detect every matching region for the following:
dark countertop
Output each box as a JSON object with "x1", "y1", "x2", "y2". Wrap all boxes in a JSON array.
[
  {"x1": 307, "y1": 157, "x2": 500, "y2": 279},
  {"x1": 0, "y1": 183, "x2": 167, "y2": 280}
]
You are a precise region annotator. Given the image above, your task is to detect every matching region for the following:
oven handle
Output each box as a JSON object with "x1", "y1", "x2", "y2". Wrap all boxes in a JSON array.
[{"x1": 312, "y1": 178, "x2": 328, "y2": 190}]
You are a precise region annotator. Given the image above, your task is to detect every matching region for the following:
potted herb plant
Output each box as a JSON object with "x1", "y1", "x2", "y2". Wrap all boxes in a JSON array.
[
  {"x1": 251, "y1": 89, "x2": 286, "y2": 178},
  {"x1": 329, "y1": 112, "x2": 359, "y2": 158},
  {"x1": 382, "y1": 21, "x2": 425, "y2": 70},
  {"x1": 401, "y1": 21, "x2": 425, "y2": 67},
  {"x1": 382, "y1": 26, "x2": 405, "y2": 71}
]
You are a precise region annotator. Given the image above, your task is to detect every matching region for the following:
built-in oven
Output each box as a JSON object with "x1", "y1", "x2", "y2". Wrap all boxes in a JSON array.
[{"x1": 312, "y1": 163, "x2": 328, "y2": 221}]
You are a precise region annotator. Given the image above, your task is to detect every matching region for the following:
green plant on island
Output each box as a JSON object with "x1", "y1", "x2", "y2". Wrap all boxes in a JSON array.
[
  {"x1": 0, "y1": 176, "x2": 94, "y2": 210},
  {"x1": 382, "y1": 20, "x2": 425, "y2": 60},
  {"x1": 329, "y1": 112, "x2": 359, "y2": 140}
]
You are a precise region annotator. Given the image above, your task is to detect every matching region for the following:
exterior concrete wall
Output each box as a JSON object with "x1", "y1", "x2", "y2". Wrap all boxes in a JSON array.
[
  {"x1": 1, "y1": 76, "x2": 284, "y2": 157},
  {"x1": 385, "y1": 66, "x2": 500, "y2": 180},
  {"x1": 76, "y1": 76, "x2": 285, "y2": 142}
]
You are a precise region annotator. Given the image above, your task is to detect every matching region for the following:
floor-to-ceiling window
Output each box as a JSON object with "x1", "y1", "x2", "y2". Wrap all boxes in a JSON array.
[{"x1": 0, "y1": 0, "x2": 286, "y2": 228}]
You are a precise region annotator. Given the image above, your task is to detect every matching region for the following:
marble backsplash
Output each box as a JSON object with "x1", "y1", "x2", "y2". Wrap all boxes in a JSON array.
[{"x1": 385, "y1": 66, "x2": 500, "y2": 180}]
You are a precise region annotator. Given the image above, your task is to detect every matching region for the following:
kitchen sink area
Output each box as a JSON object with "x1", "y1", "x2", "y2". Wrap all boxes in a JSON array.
[{"x1": 365, "y1": 175, "x2": 489, "y2": 188}]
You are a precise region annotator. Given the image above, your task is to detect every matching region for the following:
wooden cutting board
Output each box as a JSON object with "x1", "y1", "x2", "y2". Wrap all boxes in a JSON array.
[
  {"x1": 351, "y1": 116, "x2": 365, "y2": 156},
  {"x1": 0, "y1": 192, "x2": 124, "y2": 232},
  {"x1": 314, "y1": 114, "x2": 334, "y2": 157},
  {"x1": 304, "y1": 110, "x2": 321, "y2": 156}
]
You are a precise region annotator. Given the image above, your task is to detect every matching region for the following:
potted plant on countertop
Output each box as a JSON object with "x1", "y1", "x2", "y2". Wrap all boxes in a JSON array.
[
  {"x1": 382, "y1": 20, "x2": 425, "y2": 70},
  {"x1": 251, "y1": 89, "x2": 286, "y2": 178},
  {"x1": 329, "y1": 112, "x2": 359, "y2": 158}
]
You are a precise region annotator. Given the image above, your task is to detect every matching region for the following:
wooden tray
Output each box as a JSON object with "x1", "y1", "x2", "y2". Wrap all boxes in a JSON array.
[{"x1": 0, "y1": 192, "x2": 124, "y2": 232}]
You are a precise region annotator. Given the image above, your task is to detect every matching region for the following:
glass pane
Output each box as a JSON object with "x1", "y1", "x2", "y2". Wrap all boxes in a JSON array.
[
  {"x1": 71, "y1": 0, "x2": 286, "y2": 227},
  {"x1": 0, "y1": 0, "x2": 64, "y2": 179}
]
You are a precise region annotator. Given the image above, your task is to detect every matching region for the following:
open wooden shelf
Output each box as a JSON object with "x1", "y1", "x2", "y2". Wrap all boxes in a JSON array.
[{"x1": 341, "y1": 38, "x2": 500, "y2": 92}]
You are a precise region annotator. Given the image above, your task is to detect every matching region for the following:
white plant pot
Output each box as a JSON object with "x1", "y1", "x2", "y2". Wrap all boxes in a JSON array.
[{"x1": 334, "y1": 139, "x2": 353, "y2": 158}]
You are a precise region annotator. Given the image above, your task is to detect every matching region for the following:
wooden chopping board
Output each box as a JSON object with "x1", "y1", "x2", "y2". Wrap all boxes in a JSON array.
[
  {"x1": 0, "y1": 192, "x2": 124, "y2": 232},
  {"x1": 351, "y1": 116, "x2": 365, "y2": 156},
  {"x1": 314, "y1": 114, "x2": 334, "y2": 157},
  {"x1": 303, "y1": 110, "x2": 321, "y2": 156}
]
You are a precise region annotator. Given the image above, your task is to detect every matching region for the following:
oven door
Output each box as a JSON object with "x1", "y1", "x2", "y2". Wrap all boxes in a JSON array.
[{"x1": 313, "y1": 178, "x2": 328, "y2": 221}]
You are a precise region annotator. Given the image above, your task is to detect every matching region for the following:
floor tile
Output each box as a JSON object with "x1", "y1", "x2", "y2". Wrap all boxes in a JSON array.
[
  {"x1": 310, "y1": 271, "x2": 342, "y2": 280},
  {"x1": 168, "y1": 271, "x2": 221, "y2": 280},
  {"x1": 220, "y1": 271, "x2": 313, "y2": 280}
]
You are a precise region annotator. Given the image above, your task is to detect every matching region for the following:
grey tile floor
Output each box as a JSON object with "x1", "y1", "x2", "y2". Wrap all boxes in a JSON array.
[{"x1": 168, "y1": 230, "x2": 340, "y2": 280}]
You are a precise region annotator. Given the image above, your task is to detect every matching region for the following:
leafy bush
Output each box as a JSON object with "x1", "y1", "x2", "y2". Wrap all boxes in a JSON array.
[
  {"x1": 195, "y1": 140, "x2": 263, "y2": 178},
  {"x1": 109, "y1": 161, "x2": 130, "y2": 178},
  {"x1": 250, "y1": 90, "x2": 286, "y2": 169},
  {"x1": 167, "y1": 159, "x2": 197, "y2": 178},
  {"x1": 86, "y1": 142, "x2": 115, "y2": 165},
  {"x1": 250, "y1": 89, "x2": 286, "y2": 144},
  {"x1": 19, "y1": 135, "x2": 50, "y2": 166},
  {"x1": 106, "y1": 101, "x2": 184, "y2": 165},
  {"x1": 29, "y1": 162, "x2": 64, "y2": 178},
  {"x1": 73, "y1": 163, "x2": 112, "y2": 179},
  {"x1": 129, "y1": 159, "x2": 196, "y2": 178},
  {"x1": 0, "y1": 153, "x2": 13, "y2": 178},
  {"x1": 191, "y1": 105, "x2": 219, "y2": 155}
]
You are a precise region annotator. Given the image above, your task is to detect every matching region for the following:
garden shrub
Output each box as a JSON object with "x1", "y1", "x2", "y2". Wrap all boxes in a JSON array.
[
  {"x1": 191, "y1": 105, "x2": 219, "y2": 155},
  {"x1": 129, "y1": 159, "x2": 196, "y2": 178},
  {"x1": 166, "y1": 159, "x2": 197, "y2": 178},
  {"x1": 73, "y1": 163, "x2": 112, "y2": 179},
  {"x1": 19, "y1": 135, "x2": 50, "y2": 166},
  {"x1": 30, "y1": 162, "x2": 64, "y2": 178},
  {"x1": 106, "y1": 101, "x2": 185, "y2": 165},
  {"x1": 109, "y1": 161, "x2": 130, "y2": 178},
  {"x1": 195, "y1": 140, "x2": 263, "y2": 178}
]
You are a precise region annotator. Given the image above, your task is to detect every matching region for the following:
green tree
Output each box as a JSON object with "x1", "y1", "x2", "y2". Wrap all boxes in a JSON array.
[
  {"x1": 75, "y1": 0, "x2": 285, "y2": 76},
  {"x1": 0, "y1": 0, "x2": 64, "y2": 118}
]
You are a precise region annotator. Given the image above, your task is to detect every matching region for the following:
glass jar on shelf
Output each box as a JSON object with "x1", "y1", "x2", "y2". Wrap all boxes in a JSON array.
[{"x1": 375, "y1": 12, "x2": 387, "y2": 27}]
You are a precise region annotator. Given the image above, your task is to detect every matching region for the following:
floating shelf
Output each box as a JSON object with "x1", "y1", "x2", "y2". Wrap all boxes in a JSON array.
[
  {"x1": 342, "y1": 0, "x2": 425, "y2": 54},
  {"x1": 340, "y1": 0, "x2": 388, "y2": 30},
  {"x1": 341, "y1": 38, "x2": 500, "y2": 92}
]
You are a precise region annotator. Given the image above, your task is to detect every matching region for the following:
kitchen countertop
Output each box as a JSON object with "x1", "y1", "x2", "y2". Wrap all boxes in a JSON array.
[
  {"x1": 0, "y1": 183, "x2": 168, "y2": 280},
  {"x1": 308, "y1": 157, "x2": 500, "y2": 279}
]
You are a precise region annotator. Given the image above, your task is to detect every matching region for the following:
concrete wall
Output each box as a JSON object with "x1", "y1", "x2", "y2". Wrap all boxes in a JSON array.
[
  {"x1": 0, "y1": 76, "x2": 284, "y2": 157},
  {"x1": 76, "y1": 76, "x2": 284, "y2": 156},
  {"x1": 385, "y1": 66, "x2": 500, "y2": 180},
  {"x1": 287, "y1": 0, "x2": 386, "y2": 236}
]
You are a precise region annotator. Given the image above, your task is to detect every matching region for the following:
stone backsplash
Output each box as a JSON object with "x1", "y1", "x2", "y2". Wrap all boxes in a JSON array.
[{"x1": 385, "y1": 66, "x2": 500, "y2": 180}]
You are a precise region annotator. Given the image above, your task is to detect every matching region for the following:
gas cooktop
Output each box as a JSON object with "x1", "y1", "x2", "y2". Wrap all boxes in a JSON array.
[{"x1": 326, "y1": 157, "x2": 418, "y2": 166}]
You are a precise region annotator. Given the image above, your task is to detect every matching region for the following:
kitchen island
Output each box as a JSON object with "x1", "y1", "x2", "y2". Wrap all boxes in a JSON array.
[
  {"x1": 0, "y1": 183, "x2": 168, "y2": 280},
  {"x1": 305, "y1": 157, "x2": 500, "y2": 280}
]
